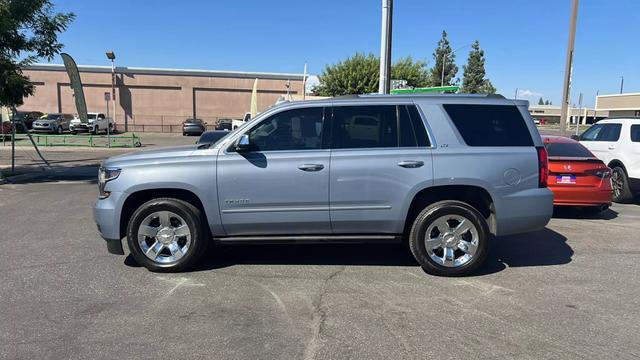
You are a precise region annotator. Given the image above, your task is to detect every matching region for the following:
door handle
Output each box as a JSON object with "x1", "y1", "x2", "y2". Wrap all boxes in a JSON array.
[
  {"x1": 398, "y1": 160, "x2": 424, "y2": 168},
  {"x1": 298, "y1": 164, "x2": 324, "y2": 172},
  {"x1": 608, "y1": 146, "x2": 615, "y2": 150}
]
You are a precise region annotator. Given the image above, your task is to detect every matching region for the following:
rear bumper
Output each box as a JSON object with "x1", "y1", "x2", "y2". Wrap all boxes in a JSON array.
[
  {"x1": 183, "y1": 127, "x2": 204, "y2": 134},
  {"x1": 93, "y1": 191, "x2": 125, "y2": 255},
  {"x1": 550, "y1": 185, "x2": 612, "y2": 207},
  {"x1": 495, "y1": 188, "x2": 554, "y2": 236}
]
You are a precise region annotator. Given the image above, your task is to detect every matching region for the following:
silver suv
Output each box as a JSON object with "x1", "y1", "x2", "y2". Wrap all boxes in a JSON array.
[{"x1": 94, "y1": 94, "x2": 553, "y2": 276}]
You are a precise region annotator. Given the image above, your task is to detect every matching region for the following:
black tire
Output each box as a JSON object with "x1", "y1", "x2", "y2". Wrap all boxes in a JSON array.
[
  {"x1": 126, "y1": 198, "x2": 209, "y2": 272},
  {"x1": 56, "y1": 126, "x2": 63, "y2": 134},
  {"x1": 409, "y1": 200, "x2": 489, "y2": 277},
  {"x1": 611, "y1": 166, "x2": 634, "y2": 203},
  {"x1": 91, "y1": 127, "x2": 97, "y2": 135}
]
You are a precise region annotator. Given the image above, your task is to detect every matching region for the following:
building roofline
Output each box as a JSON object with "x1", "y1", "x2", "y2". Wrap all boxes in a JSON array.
[
  {"x1": 24, "y1": 63, "x2": 306, "y2": 80},
  {"x1": 596, "y1": 92, "x2": 640, "y2": 98}
]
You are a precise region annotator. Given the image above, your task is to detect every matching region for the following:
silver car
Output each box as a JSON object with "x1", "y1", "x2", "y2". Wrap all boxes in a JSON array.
[
  {"x1": 31, "y1": 113, "x2": 73, "y2": 133},
  {"x1": 94, "y1": 94, "x2": 553, "y2": 276}
]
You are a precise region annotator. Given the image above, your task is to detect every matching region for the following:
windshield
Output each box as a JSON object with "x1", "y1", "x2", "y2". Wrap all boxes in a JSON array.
[
  {"x1": 87, "y1": 114, "x2": 97, "y2": 119},
  {"x1": 42, "y1": 114, "x2": 62, "y2": 120}
]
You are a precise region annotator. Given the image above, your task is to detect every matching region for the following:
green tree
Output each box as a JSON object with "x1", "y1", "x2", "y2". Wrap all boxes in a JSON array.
[
  {"x1": 313, "y1": 53, "x2": 379, "y2": 96},
  {"x1": 391, "y1": 56, "x2": 431, "y2": 88},
  {"x1": 0, "y1": 0, "x2": 74, "y2": 107},
  {"x1": 460, "y1": 40, "x2": 495, "y2": 94},
  {"x1": 314, "y1": 54, "x2": 432, "y2": 96},
  {"x1": 430, "y1": 30, "x2": 458, "y2": 87},
  {"x1": 538, "y1": 97, "x2": 544, "y2": 105}
]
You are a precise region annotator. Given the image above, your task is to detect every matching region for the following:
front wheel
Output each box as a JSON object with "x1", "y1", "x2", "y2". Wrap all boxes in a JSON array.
[
  {"x1": 611, "y1": 166, "x2": 634, "y2": 203},
  {"x1": 127, "y1": 198, "x2": 209, "y2": 272},
  {"x1": 409, "y1": 200, "x2": 489, "y2": 277}
]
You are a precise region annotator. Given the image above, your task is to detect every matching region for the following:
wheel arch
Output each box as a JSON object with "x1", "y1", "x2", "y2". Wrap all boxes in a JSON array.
[
  {"x1": 119, "y1": 188, "x2": 209, "y2": 239},
  {"x1": 607, "y1": 159, "x2": 627, "y2": 172},
  {"x1": 403, "y1": 185, "x2": 496, "y2": 236}
]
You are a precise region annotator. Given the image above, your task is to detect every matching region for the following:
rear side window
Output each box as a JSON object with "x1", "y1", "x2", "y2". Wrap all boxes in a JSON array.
[
  {"x1": 631, "y1": 125, "x2": 640, "y2": 142},
  {"x1": 331, "y1": 105, "x2": 398, "y2": 149},
  {"x1": 544, "y1": 142, "x2": 594, "y2": 158},
  {"x1": 443, "y1": 104, "x2": 533, "y2": 146}
]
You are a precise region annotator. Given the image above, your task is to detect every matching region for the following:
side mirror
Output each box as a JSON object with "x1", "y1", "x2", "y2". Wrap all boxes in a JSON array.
[
  {"x1": 235, "y1": 134, "x2": 256, "y2": 152},
  {"x1": 570, "y1": 135, "x2": 580, "y2": 141}
]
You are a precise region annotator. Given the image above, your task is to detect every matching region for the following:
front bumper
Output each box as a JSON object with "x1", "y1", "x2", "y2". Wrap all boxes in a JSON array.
[
  {"x1": 93, "y1": 191, "x2": 125, "y2": 255},
  {"x1": 31, "y1": 126, "x2": 55, "y2": 132}
]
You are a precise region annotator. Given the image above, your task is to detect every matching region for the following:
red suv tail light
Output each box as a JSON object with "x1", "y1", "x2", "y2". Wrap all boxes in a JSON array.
[
  {"x1": 585, "y1": 168, "x2": 611, "y2": 179},
  {"x1": 537, "y1": 146, "x2": 549, "y2": 188}
]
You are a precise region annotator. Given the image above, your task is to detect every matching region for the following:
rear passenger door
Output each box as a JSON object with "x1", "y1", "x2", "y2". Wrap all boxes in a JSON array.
[{"x1": 328, "y1": 104, "x2": 433, "y2": 234}]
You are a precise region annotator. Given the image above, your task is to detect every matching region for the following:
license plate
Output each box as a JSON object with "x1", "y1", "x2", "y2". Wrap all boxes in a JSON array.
[{"x1": 556, "y1": 175, "x2": 576, "y2": 184}]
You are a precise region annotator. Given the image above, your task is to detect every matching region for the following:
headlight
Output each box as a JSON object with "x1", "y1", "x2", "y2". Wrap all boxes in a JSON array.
[{"x1": 98, "y1": 167, "x2": 121, "y2": 199}]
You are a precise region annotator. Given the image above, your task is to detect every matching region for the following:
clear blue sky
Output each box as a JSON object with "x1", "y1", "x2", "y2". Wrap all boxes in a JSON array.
[{"x1": 50, "y1": 0, "x2": 639, "y2": 107}]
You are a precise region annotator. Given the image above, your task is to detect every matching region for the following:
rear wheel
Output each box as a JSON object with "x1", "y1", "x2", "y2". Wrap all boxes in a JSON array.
[
  {"x1": 611, "y1": 166, "x2": 634, "y2": 203},
  {"x1": 127, "y1": 198, "x2": 209, "y2": 272},
  {"x1": 409, "y1": 200, "x2": 489, "y2": 276}
]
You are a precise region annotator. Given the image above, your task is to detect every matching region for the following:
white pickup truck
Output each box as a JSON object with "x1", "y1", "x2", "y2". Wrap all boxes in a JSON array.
[{"x1": 69, "y1": 112, "x2": 115, "y2": 134}]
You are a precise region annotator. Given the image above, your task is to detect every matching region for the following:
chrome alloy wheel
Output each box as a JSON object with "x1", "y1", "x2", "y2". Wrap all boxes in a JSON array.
[
  {"x1": 424, "y1": 214, "x2": 479, "y2": 267},
  {"x1": 137, "y1": 211, "x2": 192, "y2": 264}
]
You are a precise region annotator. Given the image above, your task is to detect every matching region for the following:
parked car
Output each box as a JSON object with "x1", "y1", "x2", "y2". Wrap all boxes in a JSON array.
[
  {"x1": 533, "y1": 118, "x2": 541, "y2": 125},
  {"x1": 182, "y1": 118, "x2": 206, "y2": 136},
  {"x1": 216, "y1": 119, "x2": 233, "y2": 131},
  {"x1": 197, "y1": 130, "x2": 230, "y2": 145},
  {"x1": 13, "y1": 111, "x2": 44, "y2": 131},
  {"x1": 94, "y1": 94, "x2": 553, "y2": 276},
  {"x1": 69, "y1": 112, "x2": 115, "y2": 134},
  {"x1": 575, "y1": 118, "x2": 640, "y2": 203},
  {"x1": 543, "y1": 136, "x2": 612, "y2": 212},
  {"x1": 31, "y1": 113, "x2": 73, "y2": 134}
]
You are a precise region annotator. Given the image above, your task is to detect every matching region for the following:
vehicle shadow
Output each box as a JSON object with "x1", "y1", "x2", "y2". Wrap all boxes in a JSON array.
[
  {"x1": 124, "y1": 227, "x2": 573, "y2": 276},
  {"x1": 552, "y1": 206, "x2": 618, "y2": 220},
  {"x1": 1, "y1": 164, "x2": 99, "y2": 184},
  {"x1": 475, "y1": 227, "x2": 572, "y2": 276}
]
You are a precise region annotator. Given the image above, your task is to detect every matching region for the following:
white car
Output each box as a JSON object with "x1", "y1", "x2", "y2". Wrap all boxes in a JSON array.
[
  {"x1": 577, "y1": 117, "x2": 640, "y2": 202},
  {"x1": 69, "y1": 112, "x2": 115, "y2": 134}
]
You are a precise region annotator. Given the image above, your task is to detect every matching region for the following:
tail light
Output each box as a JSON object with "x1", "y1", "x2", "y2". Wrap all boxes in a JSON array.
[
  {"x1": 537, "y1": 146, "x2": 549, "y2": 188},
  {"x1": 585, "y1": 168, "x2": 611, "y2": 178}
]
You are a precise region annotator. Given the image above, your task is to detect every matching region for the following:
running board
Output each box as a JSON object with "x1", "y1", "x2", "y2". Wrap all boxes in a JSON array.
[{"x1": 215, "y1": 234, "x2": 402, "y2": 244}]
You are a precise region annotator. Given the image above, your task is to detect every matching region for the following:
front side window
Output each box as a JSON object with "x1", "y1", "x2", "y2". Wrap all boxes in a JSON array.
[
  {"x1": 580, "y1": 124, "x2": 602, "y2": 141},
  {"x1": 596, "y1": 124, "x2": 622, "y2": 142},
  {"x1": 631, "y1": 125, "x2": 640, "y2": 142},
  {"x1": 247, "y1": 107, "x2": 324, "y2": 151}
]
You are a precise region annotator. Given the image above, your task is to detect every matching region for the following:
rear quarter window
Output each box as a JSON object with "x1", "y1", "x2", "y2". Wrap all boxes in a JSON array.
[
  {"x1": 443, "y1": 104, "x2": 534, "y2": 146},
  {"x1": 630, "y1": 125, "x2": 640, "y2": 142}
]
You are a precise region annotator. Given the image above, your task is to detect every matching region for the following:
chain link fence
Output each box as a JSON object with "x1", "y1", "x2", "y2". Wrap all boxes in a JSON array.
[{"x1": 122, "y1": 115, "x2": 242, "y2": 133}]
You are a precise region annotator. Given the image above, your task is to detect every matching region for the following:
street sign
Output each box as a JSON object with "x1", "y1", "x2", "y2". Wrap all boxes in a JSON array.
[{"x1": 104, "y1": 92, "x2": 111, "y2": 101}]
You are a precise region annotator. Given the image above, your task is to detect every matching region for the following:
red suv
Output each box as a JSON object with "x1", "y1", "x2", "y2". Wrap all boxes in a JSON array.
[{"x1": 543, "y1": 136, "x2": 613, "y2": 212}]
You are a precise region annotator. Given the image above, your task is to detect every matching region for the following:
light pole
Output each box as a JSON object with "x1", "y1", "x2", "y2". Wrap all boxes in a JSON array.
[
  {"x1": 105, "y1": 51, "x2": 117, "y2": 141},
  {"x1": 378, "y1": 0, "x2": 393, "y2": 94},
  {"x1": 620, "y1": 76, "x2": 624, "y2": 94},
  {"x1": 441, "y1": 44, "x2": 472, "y2": 87},
  {"x1": 559, "y1": 0, "x2": 579, "y2": 136}
]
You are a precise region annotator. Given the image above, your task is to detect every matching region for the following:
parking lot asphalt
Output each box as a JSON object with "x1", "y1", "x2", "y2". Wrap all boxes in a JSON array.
[{"x1": 1, "y1": 174, "x2": 639, "y2": 359}]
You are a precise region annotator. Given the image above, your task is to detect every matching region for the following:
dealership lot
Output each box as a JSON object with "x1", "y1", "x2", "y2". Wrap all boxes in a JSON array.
[{"x1": 1, "y1": 174, "x2": 639, "y2": 359}]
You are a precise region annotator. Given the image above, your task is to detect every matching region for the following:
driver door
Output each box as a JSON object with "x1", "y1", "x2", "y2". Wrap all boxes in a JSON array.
[{"x1": 216, "y1": 106, "x2": 331, "y2": 236}]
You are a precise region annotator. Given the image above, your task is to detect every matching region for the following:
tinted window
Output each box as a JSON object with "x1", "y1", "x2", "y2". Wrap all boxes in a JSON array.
[
  {"x1": 443, "y1": 104, "x2": 533, "y2": 146},
  {"x1": 596, "y1": 124, "x2": 622, "y2": 142},
  {"x1": 544, "y1": 142, "x2": 594, "y2": 158},
  {"x1": 631, "y1": 125, "x2": 640, "y2": 142},
  {"x1": 331, "y1": 105, "x2": 397, "y2": 149},
  {"x1": 407, "y1": 105, "x2": 430, "y2": 147},
  {"x1": 247, "y1": 107, "x2": 324, "y2": 151},
  {"x1": 580, "y1": 124, "x2": 602, "y2": 141},
  {"x1": 198, "y1": 131, "x2": 228, "y2": 144}
]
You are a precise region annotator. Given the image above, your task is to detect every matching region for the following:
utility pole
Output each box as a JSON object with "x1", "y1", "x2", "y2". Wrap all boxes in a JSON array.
[
  {"x1": 620, "y1": 76, "x2": 624, "y2": 94},
  {"x1": 559, "y1": 0, "x2": 579, "y2": 136},
  {"x1": 441, "y1": 53, "x2": 447, "y2": 87},
  {"x1": 378, "y1": 0, "x2": 393, "y2": 94},
  {"x1": 514, "y1": 88, "x2": 519, "y2": 99}
]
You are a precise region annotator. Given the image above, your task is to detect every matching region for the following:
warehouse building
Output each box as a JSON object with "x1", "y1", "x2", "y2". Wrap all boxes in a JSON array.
[
  {"x1": 596, "y1": 93, "x2": 640, "y2": 118},
  {"x1": 19, "y1": 64, "x2": 305, "y2": 132},
  {"x1": 528, "y1": 105, "x2": 609, "y2": 125}
]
